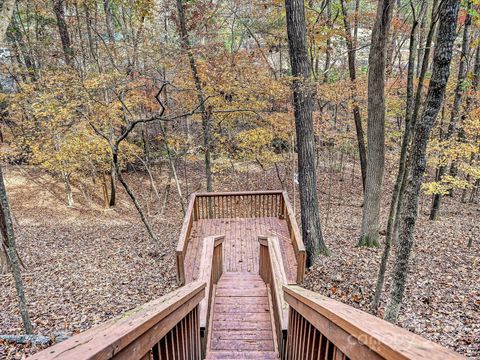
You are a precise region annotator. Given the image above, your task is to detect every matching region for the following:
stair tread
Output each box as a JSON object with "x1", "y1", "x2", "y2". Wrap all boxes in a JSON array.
[
  {"x1": 206, "y1": 272, "x2": 278, "y2": 359},
  {"x1": 206, "y1": 350, "x2": 278, "y2": 359}
]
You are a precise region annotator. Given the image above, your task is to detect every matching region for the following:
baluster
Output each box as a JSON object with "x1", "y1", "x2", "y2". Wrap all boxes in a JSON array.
[
  {"x1": 195, "y1": 307, "x2": 201, "y2": 360},
  {"x1": 300, "y1": 314, "x2": 307, "y2": 359},
  {"x1": 309, "y1": 327, "x2": 317, "y2": 360},
  {"x1": 292, "y1": 310, "x2": 298, "y2": 360},
  {"x1": 152, "y1": 342, "x2": 160, "y2": 360}
]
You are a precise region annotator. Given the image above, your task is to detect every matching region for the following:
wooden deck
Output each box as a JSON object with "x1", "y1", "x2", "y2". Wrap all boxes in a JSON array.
[
  {"x1": 206, "y1": 273, "x2": 277, "y2": 359},
  {"x1": 184, "y1": 217, "x2": 297, "y2": 284}
]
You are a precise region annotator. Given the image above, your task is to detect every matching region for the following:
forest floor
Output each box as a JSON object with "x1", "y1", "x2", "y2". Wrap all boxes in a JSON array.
[{"x1": 0, "y1": 159, "x2": 478, "y2": 359}]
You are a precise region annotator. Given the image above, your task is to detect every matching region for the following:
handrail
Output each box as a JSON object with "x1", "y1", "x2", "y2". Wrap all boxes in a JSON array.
[
  {"x1": 258, "y1": 236, "x2": 295, "y2": 359},
  {"x1": 176, "y1": 193, "x2": 196, "y2": 285},
  {"x1": 198, "y1": 235, "x2": 224, "y2": 358},
  {"x1": 283, "y1": 285, "x2": 465, "y2": 360},
  {"x1": 175, "y1": 190, "x2": 307, "y2": 285},
  {"x1": 30, "y1": 281, "x2": 206, "y2": 360},
  {"x1": 281, "y1": 191, "x2": 306, "y2": 282}
]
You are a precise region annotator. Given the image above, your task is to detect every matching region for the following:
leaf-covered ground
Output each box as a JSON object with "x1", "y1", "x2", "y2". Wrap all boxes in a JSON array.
[{"x1": 0, "y1": 163, "x2": 478, "y2": 359}]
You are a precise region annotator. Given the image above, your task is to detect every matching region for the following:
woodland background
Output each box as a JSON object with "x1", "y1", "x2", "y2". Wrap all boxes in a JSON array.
[{"x1": 0, "y1": 0, "x2": 478, "y2": 358}]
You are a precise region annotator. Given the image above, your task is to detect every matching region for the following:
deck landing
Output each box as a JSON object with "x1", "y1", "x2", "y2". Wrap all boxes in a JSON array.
[{"x1": 185, "y1": 217, "x2": 297, "y2": 284}]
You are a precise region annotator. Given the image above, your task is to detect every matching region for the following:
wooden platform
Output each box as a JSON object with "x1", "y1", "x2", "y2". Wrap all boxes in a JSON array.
[
  {"x1": 206, "y1": 273, "x2": 278, "y2": 360},
  {"x1": 184, "y1": 217, "x2": 297, "y2": 284}
]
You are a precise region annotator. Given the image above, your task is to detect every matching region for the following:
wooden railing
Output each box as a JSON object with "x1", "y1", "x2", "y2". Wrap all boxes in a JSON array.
[
  {"x1": 281, "y1": 191, "x2": 305, "y2": 282},
  {"x1": 283, "y1": 285, "x2": 465, "y2": 360},
  {"x1": 197, "y1": 235, "x2": 224, "y2": 358},
  {"x1": 259, "y1": 236, "x2": 295, "y2": 359},
  {"x1": 176, "y1": 190, "x2": 306, "y2": 285},
  {"x1": 30, "y1": 281, "x2": 205, "y2": 360},
  {"x1": 194, "y1": 190, "x2": 284, "y2": 219}
]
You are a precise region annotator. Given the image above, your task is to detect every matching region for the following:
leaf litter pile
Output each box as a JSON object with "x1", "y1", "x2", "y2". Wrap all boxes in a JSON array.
[{"x1": 0, "y1": 165, "x2": 478, "y2": 359}]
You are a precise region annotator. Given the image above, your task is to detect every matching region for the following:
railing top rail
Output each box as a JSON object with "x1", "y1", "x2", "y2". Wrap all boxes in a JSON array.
[
  {"x1": 194, "y1": 190, "x2": 284, "y2": 197},
  {"x1": 30, "y1": 282, "x2": 206, "y2": 360},
  {"x1": 176, "y1": 193, "x2": 196, "y2": 254},
  {"x1": 259, "y1": 236, "x2": 295, "y2": 327},
  {"x1": 198, "y1": 234, "x2": 225, "y2": 329},
  {"x1": 284, "y1": 285, "x2": 465, "y2": 360},
  {"x1": 281, "y1": 191, "x2": 304, "y2": 253}
]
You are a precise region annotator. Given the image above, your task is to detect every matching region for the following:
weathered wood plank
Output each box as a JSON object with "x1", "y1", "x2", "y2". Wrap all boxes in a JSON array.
[
  {"x1": 284, "y1": 286, "x2": 465, "y2": 360},
  {"x1": 209, "y1": 273, "x2": 276, "y2": 356},
  {"x1": 211, "y1": 331, "x2": 274, "y2": 341},
  {"x1": 30, "y1": 282, "x2": 205, "y2": 360},
  {"x1": 211, "y1": 339, "x2": 274, "y2": 351}
]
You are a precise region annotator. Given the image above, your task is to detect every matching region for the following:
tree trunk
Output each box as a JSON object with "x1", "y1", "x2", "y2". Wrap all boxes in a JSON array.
[
  {"x1": 160, "y1": 169, "x2": 173, "y2": 217},
  {"x1": 53, "y1": 0, "x2": 74, "y2": 66},
  {"x1": 430, "y1": 0, "x2": 472, "y2": 219},
  {"x1": 358, "y1": 0, "x2": 395, "y2": 247},
  {"x1": 175, "y1": 0, "x2": 213, "y2": 192},
  {"x1": 340, "y1": 0, "x2": 367, "y2": 192},
  {"x1": 112, "y1": 148, "x2": 159, "y2": 244},
  {"x1": 0, "y1": 166, "x2": 33, "y2": 333},
  {"x1": 102, "y1": 174, "x2": 109, "y2": 209},
  {"x1": 373, "y1": 12, "x2": 418, "y2": 310},
  {"x1": 61, "y1": 169, "x2": 74, "y2": 207},
  {"x1": 324, "y1": 0, "x2": 332, "y2": 83},
  {"x1": 285, "y1": 0, "x2": 329, "y2": 266},
  {"x1": 384, "y1": 0, "x2": 460, "y2": 322},
  {"x1": 0, "y1": 0, "x2": 17, "y2": 273},
  {"x1": 160, "y1": 123, "x2": 186, "y2": 214},
  {"x1": 109, "y1": 162, "x2": 116, "y2": 207},
  {"x1": 392, "y1": 0, "x2": 438, "y2": 241},
  {"x1": 416, "y1": 0, "x2": 428, "y2": 77}
]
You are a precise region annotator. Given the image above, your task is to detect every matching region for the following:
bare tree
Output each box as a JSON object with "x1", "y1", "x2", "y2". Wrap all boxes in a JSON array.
[
  {"x1": 430, "y1": 0, "x2": 473, "y2": 219},
  {"x1": 175, "y1": 0, "x2": 213, "y2": 192},
  {"x1": 340, "y1": 0, "x2": 367, "y2": 192},
  {"x1": 358, "y1": 0, "x2": 395, "y2": 247},
  {"x1": 0, "y1": 165, "x2": 33, "y2": 333},
  {"x1": 385, "y1": 0, "x2": 460, "y2": 322},
  {"x1": 285, "y1": 0, "x2": 329, "y2": 265},
  {"x1": 53, "y1": 0, "x2": 74, "y2": 66},
  {"x1": 372, "y1": 0, "x2": 420, "y2": 310}
]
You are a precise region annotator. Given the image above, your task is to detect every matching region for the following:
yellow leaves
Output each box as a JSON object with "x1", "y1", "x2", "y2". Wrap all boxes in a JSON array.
[
  {"x1": 235, "y1": 127, "x2": 281, "y2": 164},
  {"x1": 422, "y1": 175, "x2": 472, "y2": 195}
]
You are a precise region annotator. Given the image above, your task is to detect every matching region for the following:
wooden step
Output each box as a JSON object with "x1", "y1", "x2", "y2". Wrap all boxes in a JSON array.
[
  {"x1": 206, "y1": 272, "x2": 278, "y2": 359},
  {"x1": 205, "y1": 350, "x2": 278, "y2": 359}
]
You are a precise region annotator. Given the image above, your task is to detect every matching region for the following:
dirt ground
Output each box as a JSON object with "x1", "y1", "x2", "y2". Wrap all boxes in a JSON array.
[{"x1": 0, "y1": 161, "x2": 478, "y2": 359}]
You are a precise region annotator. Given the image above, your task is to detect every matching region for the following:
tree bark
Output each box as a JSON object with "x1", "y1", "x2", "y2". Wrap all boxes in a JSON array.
[
  {"x1": 0, "y1": 166, "x2": 33, "y2": 333},
  {"x1": 340, "y1": 0, "x2": 367, "y2": 192},
  {"x1": 175, "y1": 0, "x2": 213, "y2": 192},
  {"x1": 285, "y1": 0, "x2": 329, "y2": 265},
  {"x1": 53, "y1": 0, "x2": 74, "y2": 66},
  {"x1": 358, "y1": 0, "x2": 395, "y2": 247},
  {"x1": 384, "y1": 0, "x2": 460, "y2": 322},
  {"x1": 0, "y1": 0, "x2": 16, "y2": 273},
  {"x1": 391, "y1": 0, "x2": 438, "y2": 240},
  {"x1": 373, "y1": 9, "x2": 418, "y2": 310},
  {"x1": 430, "y1": 0, "x2": 472, "y2": 219}
]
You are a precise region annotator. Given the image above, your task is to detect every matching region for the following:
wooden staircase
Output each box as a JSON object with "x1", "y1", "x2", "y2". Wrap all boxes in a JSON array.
[
  {"x1": 30, "y1": 191, "x2": 467, "y2": 360},
  {"x1": 205, "y1": 273, "x2": 278, "y2": 359}
]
